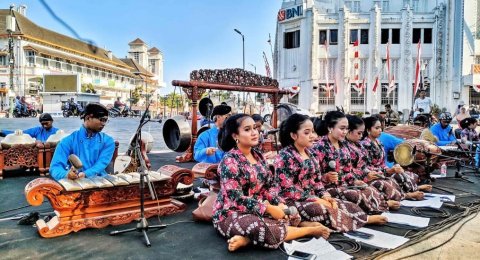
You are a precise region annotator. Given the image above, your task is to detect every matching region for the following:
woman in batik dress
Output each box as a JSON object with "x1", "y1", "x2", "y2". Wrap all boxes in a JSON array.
[
  {"x1": 344, "y1": 115, "x2": 402, "y2": 207},
  {"x1": 274, "y1": 114, "x2": 368, "y2": 233},
  {"x1": 212, "y1": 114, "x2": 329, "y2": 252},
  {"x1": 311, "y1": 111, "x2": 388, "y2": 224},
  {"x1": 361, "y1": 116, "x2": 430, "y2": 200}
]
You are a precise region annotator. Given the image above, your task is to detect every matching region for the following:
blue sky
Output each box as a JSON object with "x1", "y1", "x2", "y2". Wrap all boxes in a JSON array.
[{"x1": 13, "y1": 0, "x2": 280, "y2": 94}]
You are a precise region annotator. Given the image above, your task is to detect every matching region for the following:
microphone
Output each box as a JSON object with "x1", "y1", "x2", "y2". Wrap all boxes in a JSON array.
[
  {"x1": 68, "y1": 154, "x2": 83, "y2": 171},
  {"x1": 328, "y1": 160, "x2": 336, "y2": 170},
  {"x1": 266, "y1": 128, "x2": 279, "y2": 135},
  {"x1": 283, "y1": 206, "x2": 298, "y2": 216}
]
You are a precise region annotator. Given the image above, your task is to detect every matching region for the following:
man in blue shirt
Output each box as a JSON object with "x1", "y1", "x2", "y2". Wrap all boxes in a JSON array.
[
  {"x1": 50, "y1": 103, "x2": 115, "y2": 180},
  {"x1": 1, "y1": 113, "x2": 59, "y2": 142},
  {"x1": 430, "y1": 112, "x2": 456, "y2": 146},
  {"x1": 378, "y1": 132, "x2": 404, "y2": 168},
  {"x1": 14, "y1": 96, "x2": 27, "y2": 114},
  {"x1": 193, "y1": 104, "x2": 231, "y2": 163}
]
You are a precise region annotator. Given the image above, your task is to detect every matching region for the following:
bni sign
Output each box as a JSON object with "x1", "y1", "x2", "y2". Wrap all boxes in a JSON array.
[{"x1": 278, "y1": 5, "x2": 303, "y2": 22}]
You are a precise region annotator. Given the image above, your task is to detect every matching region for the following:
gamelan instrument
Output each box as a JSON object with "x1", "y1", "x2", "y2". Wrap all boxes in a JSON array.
[
  {"x1": 384, "y1": 125, "x2": 424, "y2": 140},
  {"x1": 25, "y1": 165, "x2": 193, "y2": 238},
  {"x1": 394, "y1": 139, "x2": 442, "y2": 176}
]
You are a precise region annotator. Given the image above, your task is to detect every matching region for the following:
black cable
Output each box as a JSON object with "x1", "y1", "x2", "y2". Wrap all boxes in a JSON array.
[
  {"x1": 328, "y1": 239, "x2": 361, "y2": 254},
  {"x1": 396, "y1": 209, "x2": 480, "y2": 260},
  {"x1": 410, "y1": 207, "x2": 450, "y2": 218},
  {"x1": 0, "y1": 204, "x2": 31, "y2": 216},
  {"x1": 38, "y1": 0, "x2": 98, "y2": 53}
]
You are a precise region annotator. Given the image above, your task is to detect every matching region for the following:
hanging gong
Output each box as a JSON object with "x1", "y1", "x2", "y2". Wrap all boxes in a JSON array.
[
  {"x1": 163, "y1": 116, "x2": 192, "y2": 152},
  {"x1": 199, "y1": 97, "x2": 214, "y2": 117}
]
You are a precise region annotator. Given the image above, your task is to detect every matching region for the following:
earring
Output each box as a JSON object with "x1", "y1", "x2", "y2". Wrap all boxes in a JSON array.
[
  {"x1": 329, "y1": 130, "x2": 332, "y2": 134},
  {"x1": 235, "y1": 139, "x2": 239, "y2": 143}
]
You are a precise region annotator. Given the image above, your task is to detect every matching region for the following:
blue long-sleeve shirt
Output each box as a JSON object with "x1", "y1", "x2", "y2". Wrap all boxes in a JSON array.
[
  {"x1": 193, "y1": 126, "x2": 225, "y2": 163},
  {"x1": 2, "y1": 126, "x2": 59, "y2": 142},
  {"x1": 430, "y1": 123, "x2": 456, "y2": 146},
  {"x1": 49, "y1": 125, "x2": 115, "y2": 180},
  {"x1": 378, "y1": 132, "x2": 404, "y2": 168}
]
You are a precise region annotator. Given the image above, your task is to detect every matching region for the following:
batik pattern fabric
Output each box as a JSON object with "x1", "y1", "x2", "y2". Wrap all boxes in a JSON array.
[
  {"x1": 212, "y1": 148, "x2": 285, "y2": 249},
  {"x1": 460, "y1": 128, "x2": 479, "y2": 142},
  {"x1": 274, "y1": 145, "x2": 367, "y2": 232},
  {"x1": 311, "y1": 136, "x2": 388, "y2": 214},
  {"x1": 346, "y1": 140, "x2": 404, "y2": 201},
  {"x1": 361, "y1": 137, "x2": 419, "y2": 193}
]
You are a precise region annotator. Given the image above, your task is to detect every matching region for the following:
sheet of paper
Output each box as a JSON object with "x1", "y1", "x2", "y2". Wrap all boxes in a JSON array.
[
  {"x1": 400, "y1": 197, "x2": 443, "y2": 209},
  {"x1": 344, "y1": 227, "x2": 409, "y2": 249},
  {"x1": 382, "y1": 212, "x2": 430, "y2": 228},
  {"x1": 284, "y1": 237, "x2": 352, "y2": 260},
  {"x1": 431, "y1": 174, "x2": 444, "y2": 179},
  {"x1": 424, "y1": 193, "x2": 456, "y2": 202}
]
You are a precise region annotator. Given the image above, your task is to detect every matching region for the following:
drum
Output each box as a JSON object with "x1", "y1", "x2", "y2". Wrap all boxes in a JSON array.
[
  {"x1": 394, "y1": 139, "x2": 441, "y2": 167},
  {"x1": 384, "y1": 125, "x2": 425, "y2": 140}
]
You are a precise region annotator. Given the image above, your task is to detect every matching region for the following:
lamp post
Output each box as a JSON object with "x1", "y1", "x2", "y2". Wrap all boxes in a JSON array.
[
  {"x1": 7, "y1": 5, "x2": 15, "y2": 116},
  {"x1": 249, "y1": 63, "x2": 256, "y2": 74},
  {"x1": 234, "y1": 29, "x2": 245, "y2": 107}
]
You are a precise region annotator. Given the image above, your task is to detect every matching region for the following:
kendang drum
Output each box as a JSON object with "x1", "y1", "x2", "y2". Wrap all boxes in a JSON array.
[
  {"x1": 384, "y1": 125, "x2": 424, "y2": 140},
  {"x1": 394, "y1": 139, "x2": 441, "y2": 176}
]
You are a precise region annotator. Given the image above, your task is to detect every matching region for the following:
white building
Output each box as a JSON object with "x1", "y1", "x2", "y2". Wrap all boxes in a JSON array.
[
  {"x1": 462, "y1": 0, "x2": 480, "y2": 106},
  {"x1": 275, "y1": 0, "x2": 464, "y2": 116},
  {"x1": 0, "y1": 6, "x2": 164, "y2": 115}
]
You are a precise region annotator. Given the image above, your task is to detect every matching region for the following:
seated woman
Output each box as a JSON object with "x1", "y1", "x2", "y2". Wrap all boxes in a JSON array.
[
  {"x1": 212, "y1": 114, "x2": 329, "y2": 252},
  {"x1": 361, "y1": 116, "x2": 430, "y2": 200},
  {"x1": 344, "y1": 115, "x2": 402, "y2": 207},
  {"x1": 274, "y1": 114, "x2": 368, "y2": 232},
  {"x1": 310, "y1": 111, "x2": 388, "y2": 224},
  {"x1": 460, "y1": 117, "x2": 479, "y2": 142}
]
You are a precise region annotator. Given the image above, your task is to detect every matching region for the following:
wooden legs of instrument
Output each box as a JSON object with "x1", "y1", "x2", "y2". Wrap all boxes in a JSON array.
[{"x1": 35, "y1": 199, "x2": 186, "y2": 238}]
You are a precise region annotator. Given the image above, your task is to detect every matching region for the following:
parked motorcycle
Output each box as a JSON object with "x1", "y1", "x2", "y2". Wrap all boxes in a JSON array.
[
  {"x1": 12, "y1": 103, "x2": 37, "y2": 118},
  {"x1": 108, "y1": 106, "x2": 140, "y2": 118}
]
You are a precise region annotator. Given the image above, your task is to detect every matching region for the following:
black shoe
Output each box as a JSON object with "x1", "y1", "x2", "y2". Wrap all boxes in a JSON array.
[{"x1": 17, "y1": 212, "x2": 39, "y2": 225}]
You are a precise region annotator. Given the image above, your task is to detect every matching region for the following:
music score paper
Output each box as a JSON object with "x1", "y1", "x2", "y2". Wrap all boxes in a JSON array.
[
  {"x1": 284, "y1": 237, "x2": 352, "y2": 260},
  {"x1": 344, "y1": 227, "x2": 409, "y2": 249},
  {"x1": 400, "y1": 197, "x2": 443, "y2": 209},
  {"x1": 381, "y1": 212, "x2": 430, "y2": 228}
]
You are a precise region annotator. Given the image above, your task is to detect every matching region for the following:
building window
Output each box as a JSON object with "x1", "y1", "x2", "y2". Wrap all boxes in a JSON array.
[
  {"x1": 77, "y1": 66, "x2": 82, "y2": 73},
  {"x1": 87, "y1": 68, "x2": 92, "y2": 75},
  {"x1": 380, "y1": 83, "x2": 399, "y2": 105},
  {"x1": 392, "y1": 29, "x2": 400, "y2": 44},
  {"x1": 382, "y1": 0, "x2": 390, "y2": 11},
  {"x1": 350, "y1": 29, "x2": 358, "y2": 44},
  {"x1": 330, "y1": 29, "x2": 338, "y2": 45},
  {"x1": 424, "y1": 28, "x2": 432, "y2": 44},
  {"x1": 133, "y1": 52, "x2": 140, "y2": 63},
  {"x1": 66, "y1": 63, "x2": 72, "y2": 71},
  {"x1": 0, "y1": 55, "x2": 6, "y2": 66},
  {"x1": 42, "y1": 57, "x2": 49, "y2": 68},
  {"x1": 55, "y1": 58, "x2": 61, "y2": 69},
  {"x1": 412, "y1": 28, "x2": 421, "y2": 43},
  {"x1": 470, "y1": 86, "x2": 480, "y2": 106},
  {"x1": 284, "y1": 30, "x2": 300, "y2": 49},
  {"x1": 352, "y1": 1, "x2": 360, "y2": 12},
  {"x1": 101, "y1": 71, "x2": 106, "y2": 78},
  {"x1": 150, "y1": 60, "x2": 156, "y2": 73},
  {"x1": 373, "y1": 1, "x2": 381, "y2": 8},
  {"x1": 360, "y1": 29, "x2": 369, "y2": 44},
  {"x1": 318, "y1": 84, "x2": 335, "y2": 105},
  {"x1": 350, "y1": 85, "x2": 364, "y2": 105},
  {"x1": 319, "y1": 30, "x2": 327, "y2": 45},
  {"x1": 381, "y1": 29, "x2": 389, "y2": 44}
]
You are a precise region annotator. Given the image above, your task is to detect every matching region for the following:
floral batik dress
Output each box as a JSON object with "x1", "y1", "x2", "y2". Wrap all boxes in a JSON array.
[
  {"x1": 346, "y1": 140, "x2": 404, "y2": 201},
  {"x1": 361, "y1": 137, "x2": 419, "y2": 193},
  {"x1": 212, "y1": 148, "x2": 286, "y2": 249},
  {"x1": 310, "y1": 136, "x2": 388, "y2": 214},
  {"x1": 274, "y1": 145, "x2": 367, "y2": 232}
]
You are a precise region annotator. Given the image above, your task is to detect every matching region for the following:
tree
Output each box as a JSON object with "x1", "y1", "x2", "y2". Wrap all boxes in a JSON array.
[{"x1": 130, "y1": 85, "x2": 142, "y2": 105}]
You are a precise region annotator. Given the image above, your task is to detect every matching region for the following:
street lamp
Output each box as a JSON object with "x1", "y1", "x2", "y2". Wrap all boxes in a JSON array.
[
  {"x1": 234, "y1": 29, "x2": 245, "y2": 70},
  {"x1": 249, "y1": 63, "x2": 256, "y2": 74},
  {"x1": 234, "y1": 29, "x2": 245, "y2": 106}
]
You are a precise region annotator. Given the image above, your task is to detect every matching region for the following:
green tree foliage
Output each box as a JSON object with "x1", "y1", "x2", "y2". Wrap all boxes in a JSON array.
[{"x1": 130, "y1": 85, "x2": 142, "y2": 105}]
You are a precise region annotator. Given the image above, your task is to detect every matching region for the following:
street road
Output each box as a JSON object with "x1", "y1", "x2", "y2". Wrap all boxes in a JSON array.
[{"x1": 0, "y1": 117, "x2": 169, "y2": 153}]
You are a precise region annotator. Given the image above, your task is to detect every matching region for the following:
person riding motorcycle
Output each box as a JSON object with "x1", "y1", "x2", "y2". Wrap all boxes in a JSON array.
[
  {"x1": 67, "y1": 98, "x2": 82, "y2": 114},
  {"x1": 14, "y1": 96, "x2": 27, "y2": 115}
]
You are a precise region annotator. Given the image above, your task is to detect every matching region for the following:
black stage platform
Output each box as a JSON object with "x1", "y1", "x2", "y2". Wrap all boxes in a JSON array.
[{"x1": 1, "y1": 152, "x2": 479, "y2": 260}]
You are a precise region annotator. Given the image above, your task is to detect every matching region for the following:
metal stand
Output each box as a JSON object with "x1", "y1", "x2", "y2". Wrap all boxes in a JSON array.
[
  {"x1": 110, "y1": 106, "x2": 165, "y2": 247},
  {"x1": 427, "y1": 151, "x2": 477, "y2": 184}
]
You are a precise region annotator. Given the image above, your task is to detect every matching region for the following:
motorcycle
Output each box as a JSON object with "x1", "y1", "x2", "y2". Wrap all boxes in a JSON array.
[
  {"x1": 108, "y1": 106, "x2": 140, "y2": 118},
  {"x1": 12, "y1": 103, "x2": 37, "y2": 118},
  {"x1": 62, "y1": 103, "x2": 82, "y2": 117}
]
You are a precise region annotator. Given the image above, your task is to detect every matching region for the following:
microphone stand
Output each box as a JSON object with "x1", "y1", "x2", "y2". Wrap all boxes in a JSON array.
[
  {"x1": 110, "y1": 103, "x2": 165, "y2": 247},
  {"x1": 419, "y1": 151, "x2": 476, "y2": 184}
]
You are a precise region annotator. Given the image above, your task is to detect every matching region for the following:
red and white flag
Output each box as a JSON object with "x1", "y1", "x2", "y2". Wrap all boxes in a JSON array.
[
  {"x1": 360, "y1": 78, "x2": 366, "y2": 96},
  {"x1": 352, "y1": 40, "x2": 361, "y2": 93},
  {"x1": 324, "y1": 43, "x2": 334, "y2": 98},
  {"x1": 372, "y1": 75, "x2": 379, "y2": 93},
  {"x1": 385, "y1": 42, "x2": 396, "y2": 95},
  {"x1": 413, "y1": 41, "x2": 422, "y2": 97}
]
